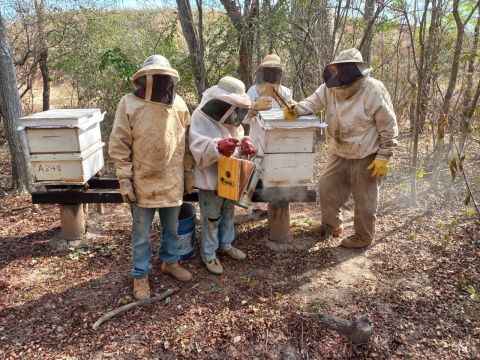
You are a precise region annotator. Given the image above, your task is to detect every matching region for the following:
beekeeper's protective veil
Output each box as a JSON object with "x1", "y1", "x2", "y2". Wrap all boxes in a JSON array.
[
  {"x1": 255, "y1": 54, "x2": 285, "y2": 97},
  {"x1": 189, "y1": 76, "x2": 251, "y2": 190},
  {"x1": 200, "y1": 76, "x2": 251, "y2": 126},
  {"x1": 322, "y1": 48, "x2": 371, "y2": 100},
  {"x1": 132, "y1": 55, "x2": 179, "y2": 104},
  {"x1": 108, "y1": 54, "x2": 193, "y2": 208}
]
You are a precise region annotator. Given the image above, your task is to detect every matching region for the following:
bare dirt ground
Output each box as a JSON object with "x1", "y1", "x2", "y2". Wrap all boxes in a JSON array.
[{"x1": 1, "y1": 122, "x2": 479, "y2": 359}]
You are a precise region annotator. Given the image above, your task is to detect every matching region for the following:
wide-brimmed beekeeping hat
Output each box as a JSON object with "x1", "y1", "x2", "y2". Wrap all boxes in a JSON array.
[
  {"x1": 257, "y1": 54, "x2": 285, "y2": 69},
  {"x1": 201, "y1": 76, "x2": 251, "y2": 108},
  {"x1": 132, "y1": 55, "x2": 180, "y2": 84},
  {"x1": 328, "y1": 48, "x2": 369, "y2": 65}
]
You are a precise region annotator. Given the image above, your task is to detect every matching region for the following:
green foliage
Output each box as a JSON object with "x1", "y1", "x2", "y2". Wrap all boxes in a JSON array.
[
  {"x1": 307, "y1": 299, "x2": 329, "y2": 312},
  {"x1": 99, "y1": 47, "x2": 136, "y2": 86},
  {"x1": 440, "y1": 219, "x2": 459, "y2": 249},
  {"x1": 417, "y1": 169, "x2": 426, "y2": 179},
  {"x1": 67, "y1": 246, "x2": 91, "y2": 261},
  {"x1": 211, "y1": 282, "x2": 221, "y2": 293}
]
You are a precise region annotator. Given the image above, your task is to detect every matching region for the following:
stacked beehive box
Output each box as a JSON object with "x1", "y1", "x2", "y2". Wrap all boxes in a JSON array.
[
  {"x1": 19, "y1": 109, "x2": 105, "y2": 185},
  {"x1": 251, "y1": 109, "x2": 326, "y2": 188}
]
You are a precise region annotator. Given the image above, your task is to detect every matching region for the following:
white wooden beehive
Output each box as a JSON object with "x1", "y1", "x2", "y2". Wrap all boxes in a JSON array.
[
  {"x1": 29, "y1": 142, "x2": 105, "y2": 185},
  {"x1": 19, "y1": 109, "x2": 104, "y2": 154},
  {"x1": 253, "y1": 109, "x2": 326, "y2": 187},
  {"x1": 18, "y1": 109, "x2": 105, "y2": 185}
]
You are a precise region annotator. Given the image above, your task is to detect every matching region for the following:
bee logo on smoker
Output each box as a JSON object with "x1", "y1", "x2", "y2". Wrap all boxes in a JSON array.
[{"x1": 220, "y1": 171, "x2": 235, "y2": 187}]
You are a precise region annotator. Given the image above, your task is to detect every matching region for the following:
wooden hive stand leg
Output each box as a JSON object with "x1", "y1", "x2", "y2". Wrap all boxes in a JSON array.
[
  {"x1": 59, "y1": 204, "x2": 86, "y2": 240},
  {"x1": 267, "y1": 201, "x2": 290, "y2": 243}
]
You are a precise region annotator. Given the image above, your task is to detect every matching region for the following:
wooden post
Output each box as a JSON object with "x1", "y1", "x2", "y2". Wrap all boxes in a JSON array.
[
  {"x1": 60, "y1": 204, "x2": 86, "y2": 240},
  {"x1": 96, "y1": 203, "x2": 104, "y2": 215},
  {"x1": 267, "y1": 201, "x2": 290, "y2": 243}
]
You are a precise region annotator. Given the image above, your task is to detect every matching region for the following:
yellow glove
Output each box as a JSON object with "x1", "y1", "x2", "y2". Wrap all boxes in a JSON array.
[
  {"x1": 254, "y1": 97, "x2": 272, "y2": 111},
  {"x1": 367, "y1": 159, "x2": 388, "y2": 177},
  {"x1": 283, "y1": 107, "x2": 299, "y2": 121},
  {"x1": 287, "y1": 99, "x2": 297, "y2": 107}
]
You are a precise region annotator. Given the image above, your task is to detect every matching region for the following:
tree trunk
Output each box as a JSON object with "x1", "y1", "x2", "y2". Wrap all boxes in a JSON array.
[
  {"x1": 360, "y1": 0, "x2": 375, "y2": 62},
  {"x1": 176, "y1": 0, "x2": 207, "y2": 100},
  {"x1": 35, "y1": 0, "x2": 50, "y2": 111},
  {"x1": 431, "y1": 0, "x2": 478, "y2": 192},
  {"x1": 458, "y1": 11, "x2": 480, "y2": 154},
  {"x1": 0, "y1": 14, "x2": 31, "y2": 193},
  {"x1": 220, "y1": 0, "x2": 259, "y2": 88}
]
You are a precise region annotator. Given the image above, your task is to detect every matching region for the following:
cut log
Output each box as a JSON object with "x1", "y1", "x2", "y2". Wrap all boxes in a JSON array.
[
  {"x1": 303, "y1": 312, "x2": 373, "y2": 344},
  {"x1": 92, "y1": 288, "x2": 178, "y2": 330},
  {"x1": 267, "y1": 201, "x2": 290, "y2": 243}
]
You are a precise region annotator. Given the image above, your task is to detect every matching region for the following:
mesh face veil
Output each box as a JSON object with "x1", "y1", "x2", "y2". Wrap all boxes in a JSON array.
[
  {"x1": 257, "y1": 67, "x2": 283, "y2": 84},
  {"x1": 200, "y1": 99, "x2": 247, "y2": 126},
  {"x1": 322, "y1": 63, "x2": 368, "y2": 88},
  {"x1": 133, "y1": 74, "x2": 175, "y2": 104}
]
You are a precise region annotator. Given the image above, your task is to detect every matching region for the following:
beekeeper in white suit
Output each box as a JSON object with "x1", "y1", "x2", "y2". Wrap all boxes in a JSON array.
[
  {"x1": 290, "y1": 48, "x2": 398, "y2": 249},
  {"x1": 245, "y1": 54, "x2": 296, "y2": 217},
  {"x1": 189, "y1": 76, "x2": 255, "y2": 275}
]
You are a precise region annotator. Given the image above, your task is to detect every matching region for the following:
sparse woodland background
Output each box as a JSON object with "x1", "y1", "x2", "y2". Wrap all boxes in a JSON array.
[
  {"x1": 1, "y1": 2, "x2": 480, "y2": 359},
  {"x1": 0, "y1": 0, "x2": 479, "y2": 205}
]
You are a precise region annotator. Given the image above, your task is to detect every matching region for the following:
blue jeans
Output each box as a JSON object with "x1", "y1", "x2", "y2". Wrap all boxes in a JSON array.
[
  {"x1": 198, "y1": 190, "x2": 235, "y2": 262},
  {"x1": 130, "y1": 204, "x2": 181, "y2": 278}
]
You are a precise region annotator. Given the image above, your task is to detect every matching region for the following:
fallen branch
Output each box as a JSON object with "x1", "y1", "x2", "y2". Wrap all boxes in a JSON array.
[
  {"x1": 92, "y1": 288, "x2": 179, "y2": 330},
  {"x1": 303, "y1": 312, "x2": 373, "y2": 344}
]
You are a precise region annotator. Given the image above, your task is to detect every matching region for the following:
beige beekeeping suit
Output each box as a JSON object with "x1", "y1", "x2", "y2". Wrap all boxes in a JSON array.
[
  {"x1": 296, "y1": 49, "x2": 398, "y2": 161},
  {"x1": 295, "y1": 48, "x2": 398, "y2": 244},
  {"x1": 108, "y1": 55, "x2": 194, "y2": 208}
]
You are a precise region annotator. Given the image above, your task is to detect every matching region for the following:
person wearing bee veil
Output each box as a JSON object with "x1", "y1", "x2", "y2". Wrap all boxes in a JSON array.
[
  {"x1": 245, "y1": 54, "x2": 296, "y2": 218},
  {"x1": 289, "y1": 48, "x2": 398, "y2": 249},
  {"x1": 109, "y1": 55, "x2": 195, "y2": 300},
  {"x1": 189, "y1": 76, "x2": 255, "y2": 275}
]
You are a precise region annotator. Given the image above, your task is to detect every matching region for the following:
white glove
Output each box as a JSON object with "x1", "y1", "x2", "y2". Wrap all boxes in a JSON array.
[{"x1": 119, "y1": 178, "x2": 137, "y2": 204}]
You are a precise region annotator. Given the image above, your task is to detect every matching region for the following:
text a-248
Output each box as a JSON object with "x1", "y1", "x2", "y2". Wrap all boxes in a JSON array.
[{"x1": 37, "y1": 164, "x2": 62, "y2": 173}]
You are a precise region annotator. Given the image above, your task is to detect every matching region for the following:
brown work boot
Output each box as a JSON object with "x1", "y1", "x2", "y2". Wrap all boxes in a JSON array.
[
  {"x1": 221, "y1": 246, "x2": 246, "y2": 261},
  {"x1": 133, "y1": 277, "x2": 150, "y2": 300},
  {"x1": 204, "y1": 258, "x2": 224, "y2": 275},
  {"x1": 161, "y1": 261, "x2": 192, "y2": 282},
  {"x1": 340, "y1": 235, "x2": 372, "y2": 249},
  {"x1": 319, "y1": 224, "x2": 342, "y2": 241}
]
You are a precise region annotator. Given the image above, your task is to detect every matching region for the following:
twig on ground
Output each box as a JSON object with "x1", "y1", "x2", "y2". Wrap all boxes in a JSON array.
[{"x1": 92, "y1": 288, "x2": 179, "y2": 330}]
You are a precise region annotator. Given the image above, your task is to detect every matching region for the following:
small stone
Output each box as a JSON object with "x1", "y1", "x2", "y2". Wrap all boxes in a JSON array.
[{"x1": 233, "y1": 336, "x2": 241, "y2": 344}]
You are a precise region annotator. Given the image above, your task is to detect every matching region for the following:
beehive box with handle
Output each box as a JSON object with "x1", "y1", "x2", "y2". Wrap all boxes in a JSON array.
[
  {"x1": 251, "y1": 110, "x2": 326, "y2": 154},
  {"x1": 252, "y1": 109, "x2": 326, "y2": 188},
  {"x1": 18, "y1": 108, "x2": 105, "y2": 185},
  {"x1": 19, "y1": 109, "x2": 104, "y2": 154},
  {"x1": 29, "y1": 141, "x2": 105, "y2": 184}
]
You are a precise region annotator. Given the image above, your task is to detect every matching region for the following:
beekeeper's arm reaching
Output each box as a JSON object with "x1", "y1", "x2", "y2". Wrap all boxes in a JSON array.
[{"x1": 284, "y1": 85, "x2": 328, "y2": 120}]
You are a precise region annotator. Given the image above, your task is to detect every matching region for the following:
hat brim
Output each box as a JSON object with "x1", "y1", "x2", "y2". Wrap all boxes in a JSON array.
[
  {"x1": 132, "y1": 66, "x2": 180, "y2": 84},
  {"x1": 202, "y1": 86, "x2": 251, "y2": 108},
  {"x1": 328, "y1": 59, "x2": 370, "y2": 66},
  {"x1": 257, "y1": 61, "x2": 285, "y2": 69}
]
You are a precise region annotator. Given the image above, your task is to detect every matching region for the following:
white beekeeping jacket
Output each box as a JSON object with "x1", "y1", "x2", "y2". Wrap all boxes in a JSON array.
[{"x1": 189, "y1": 107, "x2": 245, "y2": 191}]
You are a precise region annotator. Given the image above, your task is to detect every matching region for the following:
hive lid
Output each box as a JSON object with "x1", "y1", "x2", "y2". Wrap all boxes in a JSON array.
[
  {"x1": 19, "y1": 109, "x2": 103, "y2": 128},
  {"x1": 257, "y1": 109, "x2": 327, "y2": 130}
]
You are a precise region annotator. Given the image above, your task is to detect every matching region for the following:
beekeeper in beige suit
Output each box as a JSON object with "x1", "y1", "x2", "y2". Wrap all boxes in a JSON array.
[
  {"x1": 291, "y1": 48, "x2": 398, "y2": 248},
  {"x1": 109, "y1": 55, "x2": 194, "y2": 300}
]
